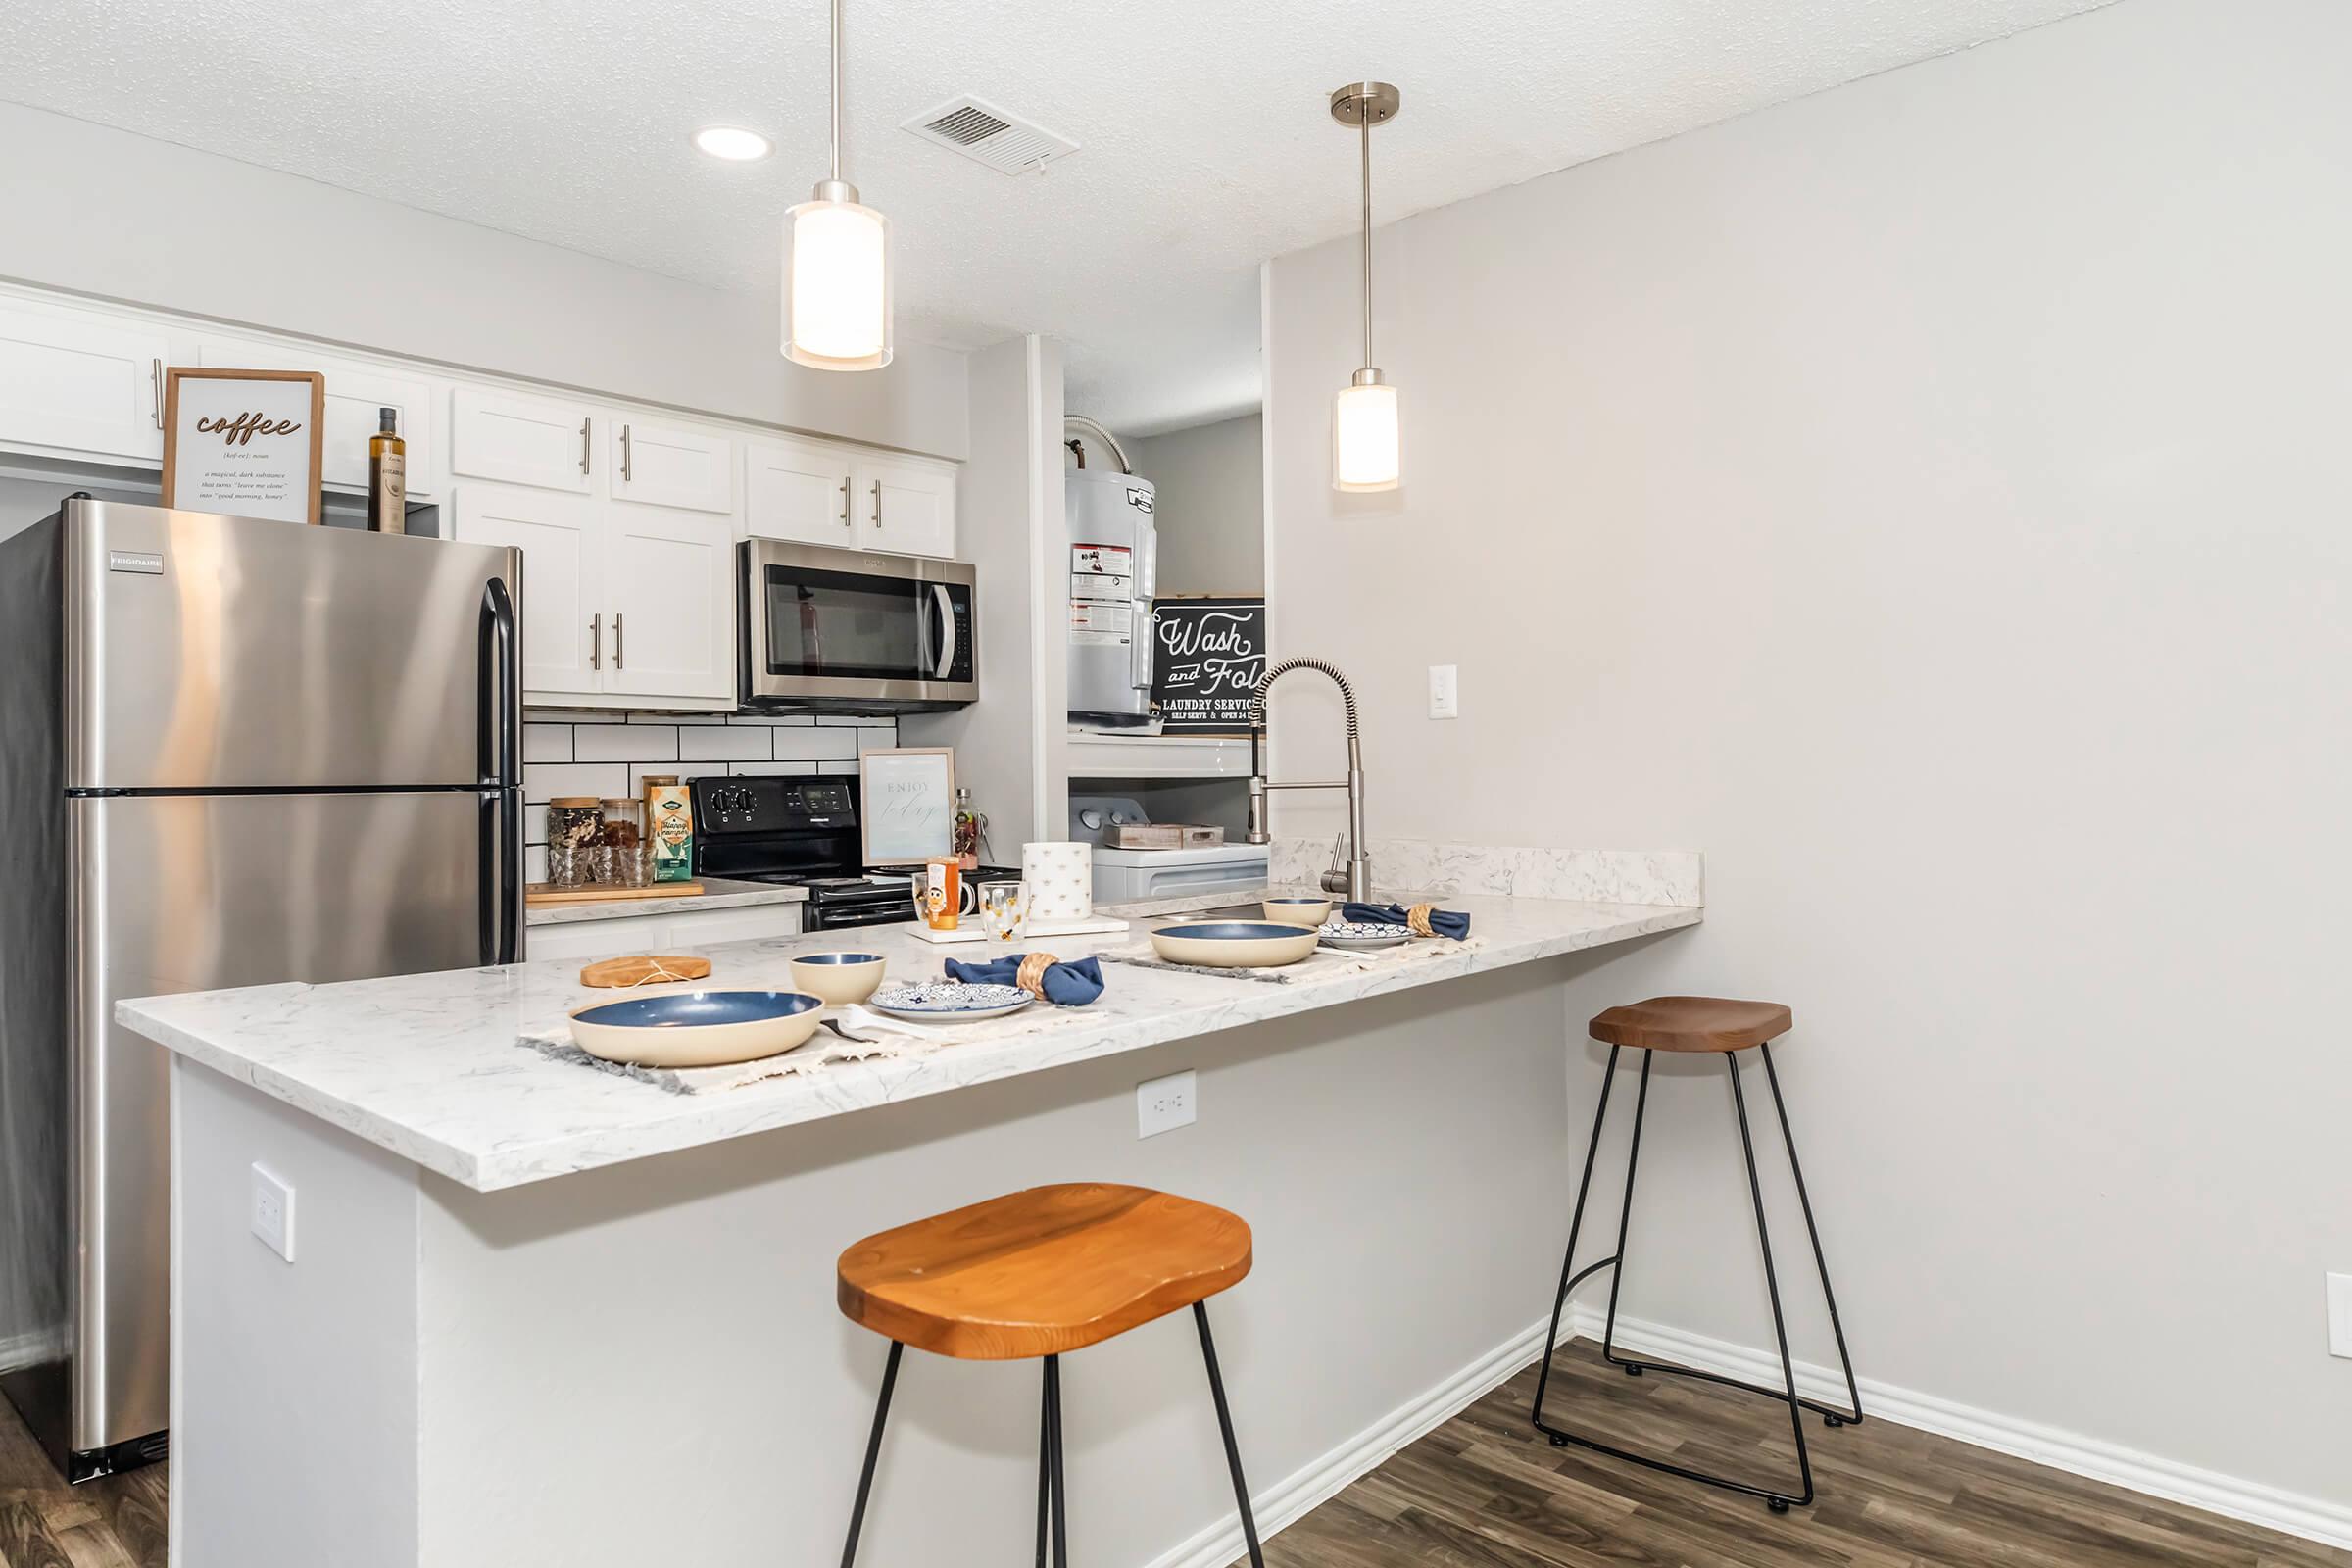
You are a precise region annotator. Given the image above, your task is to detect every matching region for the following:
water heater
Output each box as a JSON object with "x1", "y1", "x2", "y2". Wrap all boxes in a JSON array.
[{"x1": 1066, "y1": 466, "x2": 1158, "y2": 727}]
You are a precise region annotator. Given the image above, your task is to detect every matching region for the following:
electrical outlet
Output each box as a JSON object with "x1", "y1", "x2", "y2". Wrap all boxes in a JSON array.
[
  {"x1": 250, "y1": 1163, "x2": 295, "y2": 1263},
  {"x1": 1428, "y1": 664, "x2": 1458, "y2": 720},
  {"x1": 1137, "y1": 1070, "x2": 1197, "y2": 1138},
  {"x1": 2329, "y1": 1273, "x2": 2352, "y2": 1358}
]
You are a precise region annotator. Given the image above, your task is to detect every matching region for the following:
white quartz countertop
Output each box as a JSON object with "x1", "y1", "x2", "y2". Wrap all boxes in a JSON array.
[
  {"x1": 119, "y1": 891, "x2": 1699, "y2": 1193},
  {"x1": 525, "y1": 875, "x2": 808, "y2": 926}
]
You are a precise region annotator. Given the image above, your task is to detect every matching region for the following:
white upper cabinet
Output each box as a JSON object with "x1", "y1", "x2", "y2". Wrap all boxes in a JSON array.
[
  {"x1": 743, "y1": 434, "x2": 856, "y2": 546},
  {"x1": 855, "y1": 452, "x2": 957, "y2": 558},
  {"x1": 451, "y1": 385, "x2": 595, "y2": 494},
  {"x1": 195, "y1": 336, "x2": 439, "y2": 497},
  {"x1": 0, "y1": 304, "x2": 172, "y2": 465},
  {"x1": 454, "y1": 484, "x2": 603, "y2": 698},
  {"x1": 602, "y1": 505, "x2": 735, "y2": 703},
  {"x1": 610, "y1": 417, "x2": 734, "y2": 514}
]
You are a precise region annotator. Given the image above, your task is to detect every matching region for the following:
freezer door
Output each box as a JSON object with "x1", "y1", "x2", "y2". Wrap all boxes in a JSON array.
[
  {"x1": 64, "y1": 501, "x2": 523, "y2": 791},
  {"x1": 64, "y1": 789, "x2": 509, "y2": 1456}
]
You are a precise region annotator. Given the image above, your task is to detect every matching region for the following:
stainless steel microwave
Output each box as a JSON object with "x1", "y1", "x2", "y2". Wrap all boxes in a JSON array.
[{"x1": 739, "y1": 540, "x2": 977, "y2": 711}]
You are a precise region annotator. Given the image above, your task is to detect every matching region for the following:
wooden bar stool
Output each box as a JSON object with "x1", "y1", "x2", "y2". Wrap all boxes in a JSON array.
[
  {"x1": 1530, "y1": 997, "x2": 1864, "y2": 1512},
  {"x1": 834, "y1": 1183, "x2": 1266, "y2": 1567}
]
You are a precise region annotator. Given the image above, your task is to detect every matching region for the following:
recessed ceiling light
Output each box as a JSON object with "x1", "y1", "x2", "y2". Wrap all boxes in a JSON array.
[{"x1": 693, "y1": 125, "x2": 773, "y2": 162}]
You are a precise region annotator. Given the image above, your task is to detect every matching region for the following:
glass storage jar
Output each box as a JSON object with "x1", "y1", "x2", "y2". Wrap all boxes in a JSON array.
[
  {"x1": 545, "y1": 798, "x2": 603, "y2": 888},
  {"x1": 598, "y1": 798, "x2": 650, "y2": 888}
]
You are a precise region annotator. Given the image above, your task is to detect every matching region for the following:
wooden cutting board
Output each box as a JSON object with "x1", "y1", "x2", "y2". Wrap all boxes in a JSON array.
[{"x1": 524, "y1": 881, "x2": 706, "y2": 906}]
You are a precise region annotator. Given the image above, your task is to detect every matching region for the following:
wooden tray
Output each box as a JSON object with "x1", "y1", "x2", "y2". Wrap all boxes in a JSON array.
[
  {"x1": 579, "y1": 955, "x2": 714, "y2": 989},
  {"x1": 525, "y1": 881, "x2": 706, "y2": 906}
]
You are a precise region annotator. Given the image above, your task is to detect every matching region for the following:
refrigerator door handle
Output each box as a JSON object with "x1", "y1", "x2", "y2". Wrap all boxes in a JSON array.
[{"x1": 478, "y1": 578, "x2": 522, "y2": 965}]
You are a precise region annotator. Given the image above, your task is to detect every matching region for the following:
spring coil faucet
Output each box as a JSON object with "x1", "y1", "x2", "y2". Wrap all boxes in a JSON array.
[{"x1": 1246, "y1": 658, "x2": 1371, "y2": 902}]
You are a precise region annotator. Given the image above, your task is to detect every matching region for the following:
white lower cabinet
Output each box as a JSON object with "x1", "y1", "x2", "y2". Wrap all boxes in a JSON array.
[
  {"x1": 0, "y1": 303, "x2": 172, "y2": 465},
  {"x1": 525, "y1": 903, "x2": 804, "y2": 963}
]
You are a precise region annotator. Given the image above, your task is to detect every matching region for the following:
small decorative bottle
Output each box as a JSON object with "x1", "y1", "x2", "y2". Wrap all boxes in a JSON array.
[
  {"x1": 953, "y1": 786, "x2": 982, "y2": 872},
  {"x1": 368, "y1": 408, "x2": 408, "y2": 533}
]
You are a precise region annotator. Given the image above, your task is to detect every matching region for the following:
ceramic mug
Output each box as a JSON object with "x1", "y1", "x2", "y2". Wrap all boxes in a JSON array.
[{"x1": 1021, "y1": 841, "x2": 1094, "y2": 925}]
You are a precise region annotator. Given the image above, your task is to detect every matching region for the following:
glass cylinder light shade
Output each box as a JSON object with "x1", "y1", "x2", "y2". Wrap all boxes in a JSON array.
[
  {"x1": 1332, "y1": 379, "x2": 1401, "y2": 492},
  {"x1": 783, "y1": 195, "x2": 893, "y2": 371}
]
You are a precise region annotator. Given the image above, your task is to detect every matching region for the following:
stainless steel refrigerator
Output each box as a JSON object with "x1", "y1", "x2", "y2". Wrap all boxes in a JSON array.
[
  {"x1": 1066, "y1": 466, "x2": 1159, "y2": 727},
  {"x1": 0, "y1": 498, "x2": 523, "y2": 1481}
]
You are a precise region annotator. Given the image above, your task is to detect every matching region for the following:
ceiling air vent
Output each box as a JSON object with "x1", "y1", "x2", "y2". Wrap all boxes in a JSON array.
[{"x1": 902, "y1": 95, "x2": 1077, "y2": 176}]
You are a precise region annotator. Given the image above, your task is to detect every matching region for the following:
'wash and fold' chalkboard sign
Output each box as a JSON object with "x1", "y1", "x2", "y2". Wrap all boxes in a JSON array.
[{"x1": 1151, "y1": 596, "x2": 1267, "y2": 735}]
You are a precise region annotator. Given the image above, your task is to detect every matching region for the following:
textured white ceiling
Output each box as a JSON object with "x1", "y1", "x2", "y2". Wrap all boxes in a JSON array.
[{"x1": 2, "y1": 0, "x2": 2103, "y2": 436}]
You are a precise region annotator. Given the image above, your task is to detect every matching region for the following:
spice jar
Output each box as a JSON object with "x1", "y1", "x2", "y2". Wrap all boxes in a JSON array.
[
  {"x1": 598, "y1": 797, "x2": 649, "y2": 888},
  {"x1": 545, "y1": 798, "x2": 603, "y2": 888}
]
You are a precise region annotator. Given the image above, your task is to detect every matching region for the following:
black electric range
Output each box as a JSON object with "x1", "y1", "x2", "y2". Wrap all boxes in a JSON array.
[{"x1": 689, "y1": 773, "x2": 1020, "y2": 933}]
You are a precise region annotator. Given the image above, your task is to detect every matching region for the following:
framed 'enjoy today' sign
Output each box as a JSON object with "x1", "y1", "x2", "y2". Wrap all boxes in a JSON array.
[{"x1": 162, "y1": 368, "x2": 326, "y2": 524}]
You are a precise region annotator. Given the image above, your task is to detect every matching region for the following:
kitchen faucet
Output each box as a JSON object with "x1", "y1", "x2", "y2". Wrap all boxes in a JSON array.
[{"x1": 1246, "y1": 658, "x2": 1371, "y2": 902}]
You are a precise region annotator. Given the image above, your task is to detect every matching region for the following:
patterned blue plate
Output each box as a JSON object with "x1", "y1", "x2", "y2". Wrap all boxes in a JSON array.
[{"x1": 869, "y1": 981, "x2": 1035, "y2": 1021}]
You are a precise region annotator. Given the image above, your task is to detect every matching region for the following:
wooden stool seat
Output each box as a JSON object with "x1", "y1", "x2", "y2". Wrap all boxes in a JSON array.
[
  {"x1": 837, "y1": 1183, "x2": 1253, "y2": 1360},
  {"x1": 1589, "y1": 995, "x2": 1792, "y2": 1054}
]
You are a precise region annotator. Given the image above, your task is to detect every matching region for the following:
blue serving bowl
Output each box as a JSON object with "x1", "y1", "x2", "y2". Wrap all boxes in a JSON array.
[
  {"x1": 1149, "y1": 920, "x2": 1321, "y2": 968},
  {"x1": 566, "y1": 989, "x2": 824, "y2": 1068}
]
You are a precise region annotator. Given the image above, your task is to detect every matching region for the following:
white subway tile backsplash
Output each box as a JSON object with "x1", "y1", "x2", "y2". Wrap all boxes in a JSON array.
[
  {"x1": 679, "y1": 726, "x2": 774, "y2": 762},
  {"x1": 519, "y1": 713, "x2": 892, "y2": 804},
  {"x1": 523, "y1": 724, "x2": 571, "y2": 763},
  {"x1": 574, "y1": 724, "x2": 675, "y2": 762},
  {"x1": 772, "y1": 727, "x2": 859, "y2": 761},
  {"x1": 523, "y1": 762, "x2": 628, "y2": 806}
]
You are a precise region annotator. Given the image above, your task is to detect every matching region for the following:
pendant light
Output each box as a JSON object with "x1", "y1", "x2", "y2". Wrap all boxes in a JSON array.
[
  {"x1": 1330, "y1": 81, "x2": 1400, "y2": 492},
  {"x1": 784, "y1": 0, "x2": 892, "y2": 370}
]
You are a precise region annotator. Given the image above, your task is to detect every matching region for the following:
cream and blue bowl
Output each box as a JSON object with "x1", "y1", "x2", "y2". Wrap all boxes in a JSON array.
[
  {"x1": 1149, "y1": 920, "x2": 1321, "y2": 968},
  {"x1": 567, "y1": 990, "x2": 823, "y2": 1068},
  {"x1": 1260, "y1": 896, "x2": 1334, "y2": 928},
  {"x1": 788, "y1": 952, "x2": 889, "y2": 1006}
]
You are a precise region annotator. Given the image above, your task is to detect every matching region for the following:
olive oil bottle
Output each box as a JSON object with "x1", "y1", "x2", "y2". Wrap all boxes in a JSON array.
[{"x1": 368, "y1": 408, "x2": 408, "y2": 533}]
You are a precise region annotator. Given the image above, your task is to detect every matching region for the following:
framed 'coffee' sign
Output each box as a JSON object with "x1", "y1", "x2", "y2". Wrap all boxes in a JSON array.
[
  {"x1": 1151, "y1": 595, "x2": 1267, "y2": 735},
  {"x1": 162, "y1": 368, "x2": 326, "y2": 524}
]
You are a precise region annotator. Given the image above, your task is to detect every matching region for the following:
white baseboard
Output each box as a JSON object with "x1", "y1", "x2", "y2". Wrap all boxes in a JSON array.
[
  {"x1": 1567, "y1": 1303, "x2": 2352, "y2": 1555},
  {"x1": 1137, "y1": 1318, "x2": 1552, "y2": 1568},
  {"x1": 1135, "y1": 1303, "x2": 2352, "y2": 1568}
]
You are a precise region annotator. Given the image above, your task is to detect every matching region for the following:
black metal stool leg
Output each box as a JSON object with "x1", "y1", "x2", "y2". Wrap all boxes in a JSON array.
[
  {"x1": 1044, "y1": 1354, "x2": 1068, "y2": 1568},
  {"x1": 1760, "y1": 1042, "x2": 1864, "y2": 1429},
  {"x1": 839, "y1": 1340, "x2": 903, "y2": 1568},
  {"x1": 1598, "y1": 1050, "x2": 1655, "y2": 1370},
  {"x1": 1193, "y1": 1302, "x2": 1266, "y2": 1568},
  {"x1": 1530, "y1": 1044, "x2": 1622, "y2": 1428},
  {"x1": 1729, "y1": 1054, "x2": 1814, "y2": 1511},
  {"x1": 1036, "y1": 1359, "x2": 1053, "y2": 1568}
]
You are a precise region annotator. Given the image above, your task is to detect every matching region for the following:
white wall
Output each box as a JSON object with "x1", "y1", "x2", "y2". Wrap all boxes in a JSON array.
[
  {"x1": 902, "y1": 335, "x2": 1066, "y2": 846},
  {"x1": 1265, "y1": 0, "x2": 2352, "y2": 1522},
  {"x1": 1126, "y1": 414, "x2": 1265, "y2": 596},
  {"x1": 0, "y1": 103, "x2": 969, "y2": 460}
]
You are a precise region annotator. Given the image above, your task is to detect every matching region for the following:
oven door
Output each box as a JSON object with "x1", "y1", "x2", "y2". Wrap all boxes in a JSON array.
[{"x1": 741, "y1": 540, "x2": 977, "y2": 710}]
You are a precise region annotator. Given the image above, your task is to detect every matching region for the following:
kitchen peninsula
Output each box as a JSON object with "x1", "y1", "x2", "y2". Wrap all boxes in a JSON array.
[{"x1": 121, "y1": 868, "x2": 1698, "y2": 1568}]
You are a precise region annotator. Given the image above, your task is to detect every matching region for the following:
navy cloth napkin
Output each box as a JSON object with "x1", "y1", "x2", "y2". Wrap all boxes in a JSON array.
[
  {"x1": 1340, "y1": 901, "x2": 1472, "y2": 941},
  {"x1": 943, "y1": 954, "x2": 1106, "y2": 1005}
]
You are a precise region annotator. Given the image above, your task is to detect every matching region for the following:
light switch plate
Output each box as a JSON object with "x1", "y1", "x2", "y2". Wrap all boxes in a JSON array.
[
  {"x1": 251, "y1": 1163, "x2": 295, "y2": 1263},
  {"x1": 1428, "y1": 663, "x2": 1458, "y2": 720},
  {"x1": 2329, "y1": 1272, "x2": 2352, "y2": 1358},
  {"x1": 1137, "y1": 1070, "x2": 1197, "y2": 1138}
]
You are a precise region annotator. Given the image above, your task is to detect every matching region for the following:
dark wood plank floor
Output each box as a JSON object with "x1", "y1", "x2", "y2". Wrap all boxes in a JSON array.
[{"x1": 1, "y1": 1340, "x2": 2343, "y2": 1567}]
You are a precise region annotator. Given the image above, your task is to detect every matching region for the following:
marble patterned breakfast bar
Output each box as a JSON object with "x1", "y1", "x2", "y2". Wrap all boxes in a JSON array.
[{"x1": 119, "y1": 852, "x2": 1700, "y2": 1568}]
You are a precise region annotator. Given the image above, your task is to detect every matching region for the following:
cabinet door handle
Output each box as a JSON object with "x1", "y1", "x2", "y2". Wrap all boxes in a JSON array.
[
  {"x1": 589, "y1": 613, "x2": 602, "y2": 670},
  {"x1": 839, "y1": 476, "x2": 851, "y2": 527},
  {"x1": 151, "y1": 359, "x2": 165, "y2": 430},
  {"x1": 620, "y1": 424, "x2": 632, "y2": 483},
  {"x1": 614, "y1": 612, "x2": 625, "y2": 670},
  {"x1": 578, "y1": 418, "x2": 591, "y2": 475},
  {"x1": 871, "y1": 479, "x2": 881, "y2": 526}
]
